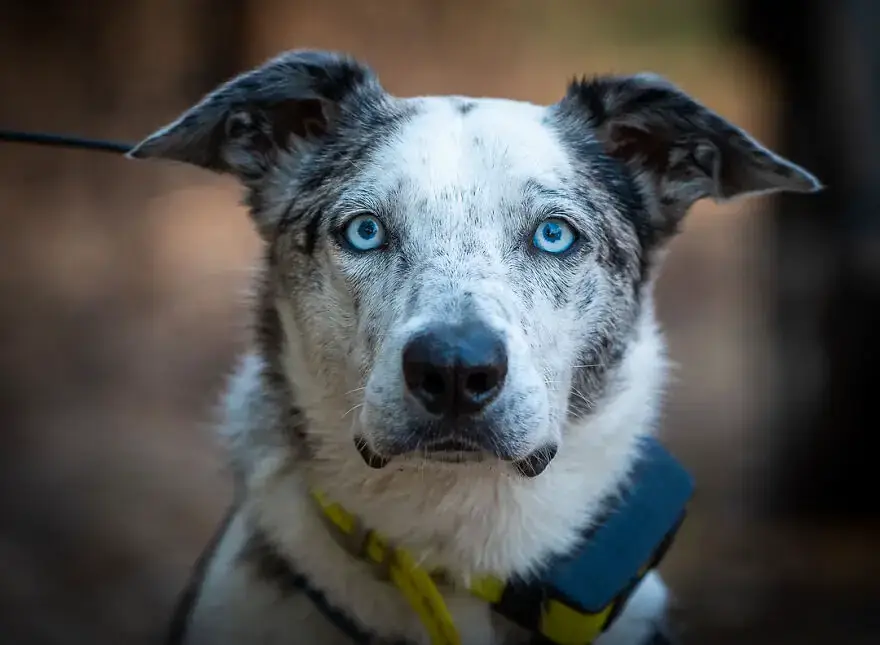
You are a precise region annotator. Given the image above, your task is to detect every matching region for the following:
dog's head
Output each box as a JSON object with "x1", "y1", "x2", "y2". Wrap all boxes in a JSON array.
[{"x1": 131, "y1": 51, "x2": 818, "y2": 478}]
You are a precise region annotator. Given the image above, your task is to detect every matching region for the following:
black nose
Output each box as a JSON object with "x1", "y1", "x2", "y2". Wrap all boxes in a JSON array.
[{"x1": 402, "y1": 322, "x2": 508, "y2": 417}]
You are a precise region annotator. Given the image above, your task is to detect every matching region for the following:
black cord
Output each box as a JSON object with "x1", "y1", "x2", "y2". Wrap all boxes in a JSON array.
[{"x1": 0, "y1": 129, "x2": 133, "y2": 155}]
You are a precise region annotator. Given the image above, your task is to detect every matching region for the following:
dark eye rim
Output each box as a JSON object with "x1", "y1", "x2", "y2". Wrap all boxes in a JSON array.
[
  {"x1": 530, "y1": 215, "x2": 582, "y2": 257},
  {"x1": 335, "y1": 211, "x2": 389, "y2": 252}
]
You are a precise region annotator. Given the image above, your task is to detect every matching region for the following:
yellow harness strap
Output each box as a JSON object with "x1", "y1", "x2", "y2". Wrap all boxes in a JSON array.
[
  {"x1": 310, "y1": 491, "x2": 617, "y2": 645},
  {"x1": 312, "y1": 491, "x2": 462, "y2": 645}
]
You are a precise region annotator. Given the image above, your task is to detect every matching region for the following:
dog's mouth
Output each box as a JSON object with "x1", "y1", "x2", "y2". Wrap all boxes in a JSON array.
[
  {"x1": 353, "y1": 436, "x2": 557, "y2": 476},
  {"x1": 420, "y1": 438, "x2": 485, "y2": 463}
]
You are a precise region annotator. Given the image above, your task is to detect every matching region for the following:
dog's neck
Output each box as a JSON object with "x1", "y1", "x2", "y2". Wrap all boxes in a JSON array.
[{"x1": 229, "y1": 303, "x2": 668, "y2": 581}]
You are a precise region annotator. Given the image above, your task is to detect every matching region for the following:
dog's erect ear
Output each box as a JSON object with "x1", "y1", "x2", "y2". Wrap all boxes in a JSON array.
[
  {"x1": 559, "y1": 74, "x2": 821, "y2": 230},
  {"x1": 127, "y1": 50, "x2": 379, "y2": 181}
]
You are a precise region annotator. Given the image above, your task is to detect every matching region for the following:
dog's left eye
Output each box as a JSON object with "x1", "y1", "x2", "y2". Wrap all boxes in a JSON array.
[
  {"x1": 343, "y1": 213, "x2": 387, "y2": 251},
  {"x1": 532, "y1": 218, "x2": 577, "y2": 254}
]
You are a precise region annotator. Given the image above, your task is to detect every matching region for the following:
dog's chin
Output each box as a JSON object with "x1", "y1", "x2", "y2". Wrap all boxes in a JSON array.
[{"x1": 353, "y1": 435, "x2": 558, "y2": 477}]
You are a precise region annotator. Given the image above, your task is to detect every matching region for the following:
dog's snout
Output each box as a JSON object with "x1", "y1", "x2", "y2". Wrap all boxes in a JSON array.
[{"x1": 402, "y1": 322, "x2": 507, "y2": 417}]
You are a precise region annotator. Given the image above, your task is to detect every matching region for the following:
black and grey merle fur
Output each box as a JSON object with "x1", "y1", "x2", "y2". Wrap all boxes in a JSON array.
[{"x1": 129, "y1": 50, "x2": 819, "y2": 645}]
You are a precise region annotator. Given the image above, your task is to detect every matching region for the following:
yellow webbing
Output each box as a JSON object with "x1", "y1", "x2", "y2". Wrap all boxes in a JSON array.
[{"x1": 311, "y1": 490, "x2": 616, "y2": 645}]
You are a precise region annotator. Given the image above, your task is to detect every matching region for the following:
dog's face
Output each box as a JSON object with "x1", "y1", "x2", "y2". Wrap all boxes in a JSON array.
[
  {"x1": 130, "y1": 51, "x2": 819, "y2": 477},
  {"x1": 298, "y1": 96, "x2": 646, "y2": 476}
]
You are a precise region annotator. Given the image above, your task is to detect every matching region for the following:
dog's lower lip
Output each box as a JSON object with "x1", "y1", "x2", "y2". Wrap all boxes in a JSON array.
[
  {"x1": 513, "y1": 444, "x2": 558, "y2": 477},
  {"x1": 421, "y1": 439, "x2": 483, "y2": 463},
  {"x1": 354, "y1": 437, "x2": 390, "y2": 469},
  {"x1": 425, "y1": 439, "x2": 481, "y2": 453}
]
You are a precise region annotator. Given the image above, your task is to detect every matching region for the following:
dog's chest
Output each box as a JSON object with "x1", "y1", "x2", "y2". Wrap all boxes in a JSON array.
[
  {"x1": 187, "y1": 510, "x2": 524, "y2": 645},
  {"x1": 234, "y1": 580, "x2": 524, "y2": 645},
  {"x1": 301, "y1": 573, "x2": 525, "y2": 645}
]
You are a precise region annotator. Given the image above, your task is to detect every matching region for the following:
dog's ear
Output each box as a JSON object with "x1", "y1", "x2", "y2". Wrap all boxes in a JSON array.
[
  {"x1": 558, "y1": 73, "x2": 821, "y2": 234},
  {"x1": 127, "y1": 50, "x2": 379, "y2": 182}
]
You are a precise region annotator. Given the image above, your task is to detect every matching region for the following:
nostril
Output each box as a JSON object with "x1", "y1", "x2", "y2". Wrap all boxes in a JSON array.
[
  {"x1": 422, "y1": 371, "x2": 446, "y2": 396},
  {"x1": 464, "y1": 371, "x2": 492, "y2": 395},
  {"x1": 402, "y1": 334, "x2": 455, "y2": 415}
]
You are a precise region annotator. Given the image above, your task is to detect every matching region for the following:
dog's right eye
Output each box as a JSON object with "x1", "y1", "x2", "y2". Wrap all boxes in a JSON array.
[{"x1": 342, "y1": 213, "x2": 387, "y2": 251}]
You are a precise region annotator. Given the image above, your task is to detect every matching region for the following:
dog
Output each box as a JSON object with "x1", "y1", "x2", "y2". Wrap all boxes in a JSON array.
[{"x1": 128, "y1": 50, "x2": 819, "y2": 645}]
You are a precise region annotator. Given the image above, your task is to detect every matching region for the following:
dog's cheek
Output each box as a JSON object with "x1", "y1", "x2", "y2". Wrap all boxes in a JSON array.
[
  {"x1": 525, "y1": 293, "x2": 573, "y2": 368},
  {"x1": 335, "y1": 269, "x2": 394, "y2": 380},
  {"x1": 285, "y1": 263, "x2": 357, "y2": 384},
  {"x1": 351, "y1": 313, "x2": 384, "y2": 381}
]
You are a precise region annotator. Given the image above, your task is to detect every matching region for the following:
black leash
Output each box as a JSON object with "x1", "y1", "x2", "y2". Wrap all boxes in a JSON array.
[{"x1": 0, "y1": 129, "x2": 133, "y2": 155}]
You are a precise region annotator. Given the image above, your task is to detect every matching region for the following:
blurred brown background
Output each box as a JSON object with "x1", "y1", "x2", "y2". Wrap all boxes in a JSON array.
[{"x1": 0, "y1": 1, "x2": 877, "y2": 644}]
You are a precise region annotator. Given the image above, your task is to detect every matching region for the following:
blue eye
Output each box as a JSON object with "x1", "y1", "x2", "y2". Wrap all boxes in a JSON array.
[
  {"x1": 344, "y1": 213, "x2": 386, "y2": 251},
  {"x1": 533, "y1": 218, "x2": 576, "y2": 254}
]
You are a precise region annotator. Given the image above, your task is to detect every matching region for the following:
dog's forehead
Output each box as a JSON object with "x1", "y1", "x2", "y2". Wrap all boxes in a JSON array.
[{"x1": 364, "y1": 96, "x2": 571, "y2": 197}]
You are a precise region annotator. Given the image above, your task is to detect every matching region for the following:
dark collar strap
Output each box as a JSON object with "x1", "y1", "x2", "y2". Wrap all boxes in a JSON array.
[{"x1": 244, "y1": 529, "x2": 411, "y2": 645}]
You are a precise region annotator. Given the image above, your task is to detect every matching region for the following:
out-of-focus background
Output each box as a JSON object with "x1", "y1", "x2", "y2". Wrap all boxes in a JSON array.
[{"x1": 1, "y1": 1, "x2": 877, "y2": 643}]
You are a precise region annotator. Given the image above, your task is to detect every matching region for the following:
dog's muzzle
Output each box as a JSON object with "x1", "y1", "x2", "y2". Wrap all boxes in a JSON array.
[{"x1": 354, "y1": 319, "x2": 558, "y2": 477}]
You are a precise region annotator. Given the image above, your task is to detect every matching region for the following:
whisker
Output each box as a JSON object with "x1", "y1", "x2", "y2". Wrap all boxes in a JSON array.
[
  {"x1": 341, "y1": 402, "x2": 365, "y2": 419},
  {"x1": 568, "y1": 388, "x2": 594, "y2": 408}
]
